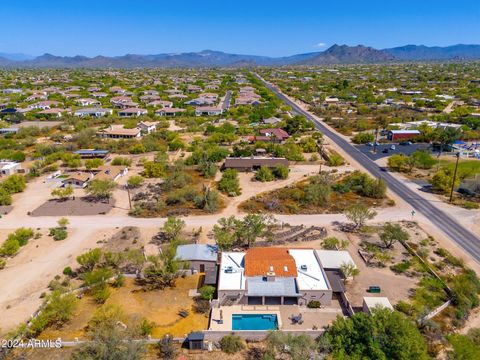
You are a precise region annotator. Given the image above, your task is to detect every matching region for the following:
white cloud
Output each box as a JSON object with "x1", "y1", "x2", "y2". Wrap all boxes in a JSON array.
[{"x1": 314, "y1": 42, "x2": 327, "y2": 48}]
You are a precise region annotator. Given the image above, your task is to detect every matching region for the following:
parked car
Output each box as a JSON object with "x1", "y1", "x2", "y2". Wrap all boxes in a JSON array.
[
  {"x1": 399, "y1": 141, "x2": 412, "y2": 146},
  {"x1": 367, "y1": 286, "x2": 381, "y2": 293},
  {"x1": 382, "y1": 148, "x2": 389, "y2": 154},
  {"x1": 458, "y1": 187, "x2": 475, "y2": 197},
  {"x1": 366, "y1": 142, "x2": 374, "y2": 147},
  {"x1": 390, "y1": 144, "x2": 396, "y2": 150}
]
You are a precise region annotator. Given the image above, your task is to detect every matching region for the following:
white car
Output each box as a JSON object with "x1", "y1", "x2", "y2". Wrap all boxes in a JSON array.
[{"x1": 390, "y1": 145, "x2": 396, "y2": 150}]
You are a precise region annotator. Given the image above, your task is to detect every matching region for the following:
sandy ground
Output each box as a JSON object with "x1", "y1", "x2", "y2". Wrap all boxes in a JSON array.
[{"x1": 219, "y1": 163, "x2": 355, "y2": 217}]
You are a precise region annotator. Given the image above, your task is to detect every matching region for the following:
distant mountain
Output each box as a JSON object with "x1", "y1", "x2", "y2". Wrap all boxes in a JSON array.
[
  {"x1": 0, "y1": 52, "x2": 35, "y2": 61},
  {"x1": 299, "y1": 44, "x2": 394, "y2": 65},
  {"x1": 0, "y1": 44, "x2": 479, "y2": 68},
  {"x1": 384, "y1": 44, "x2": 480, "y2": 60}
]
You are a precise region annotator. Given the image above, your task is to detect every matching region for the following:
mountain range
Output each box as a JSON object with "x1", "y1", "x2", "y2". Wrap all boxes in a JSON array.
[{"x1": 0, "y1": 44, "x2": 479, "y2": 68}]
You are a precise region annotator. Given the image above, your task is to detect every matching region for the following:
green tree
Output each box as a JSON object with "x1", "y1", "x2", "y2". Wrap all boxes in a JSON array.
[
  {"x1": 29, "y1": 290, "x2": 78, "y2": 336},
  {"x1": 86, "y1": 179, "x2": 116, "y2": 200},
  {"x1": 352, "y1": 132, "x2": 375, "y2": 144},
  {"x1": 254, "y1": 166, "x2": 275, "y2": 182},
  {"x1": 322, "y1": 308, "x2": 430, "y2": 360},
  {"x1": 143, "y1": 161, "x2": 166, "y2": 178},
  {"x1": 448, "y1": 328, "x2": 480, "y2": 360},
  {"x1": 51, "y1": 185, "x2": 74, "y2": 201},
  {"x1": 322, "y1": 236, "x2": 348, "y2": 250},
  {"x1": 77, "y1": 248, "x2": 103, "y2": 271},
  {"x1": 162, "y1": 216, "x2": 185, "y2": 240},
  {"x1": 72, "y1": 304, "x2": 146, "y2": 360},
  {"x1": 340, "y1": 262, "x2": 360, "y2": 280},
  {"x1": 344, "y1": 204, "x2": 377, "y2": 230},
  {"x1": 1, "y1": 174, "x2": 26, "y2": 193},
  {"x1": 273, "y1": 164, "x2": 289, "y2": 179},
  {"x1": 199, "y1": 285, "x2": 216, "y2": 301},
  {"x1": 85, "y1": 158, "x2": 104, "y2": 169},
  {"x1": 380, "y1": 223, "x2": 410, "y2": 248},
  {"x1": 218, "y1": 169, "x2": 241, "y2": 196},
  {"x1": 127, "y1": 175, "x2": 144, "y2": 188}
]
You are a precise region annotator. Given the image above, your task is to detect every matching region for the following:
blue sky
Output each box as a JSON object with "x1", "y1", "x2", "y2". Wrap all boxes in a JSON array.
[{"x1": 2, "y1": 0, "x2": 479, "y2": 57}]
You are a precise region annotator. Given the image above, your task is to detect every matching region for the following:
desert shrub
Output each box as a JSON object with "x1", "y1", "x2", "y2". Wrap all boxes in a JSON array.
[
  {"x1": 273, "y1": 164, "x2": 289, "y2": 179},
  {"x1": 49, "y1": 227, "x2": 68, "y2": 241},
  {"x1": 255, "y1": 166, "x2": 275, "y2": 182},
  {"x1": 63, "y1": 267, "x2": 73, "y2": 276},
  {"x1": 390, "y1": 260, "x2": 412, "y2": 274},
  {"x1": 307, "y1": 300, "x2": 321, "y2": 308},
  {"x1": 352, "y1": 132, "x2": 375, "y2": 144},
  {"x1": 111, "y1": 157, "x2": 132, "y2": 166},
  {"x1": 327, "y1": 151, "x2": 345, "y2": 166},
  {"x1": 218, "y1": 169, "x2": 241, "y2": 196},
  {"x1": 220, "y1": 335, "x2": 245, "y2": 354}
]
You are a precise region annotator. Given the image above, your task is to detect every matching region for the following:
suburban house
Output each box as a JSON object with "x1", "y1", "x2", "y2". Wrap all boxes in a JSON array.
[
  {"x1": 187, "y1": 85, "x2": 202, "y2": 93},
  {"x1": 195, "y1": 106, "x2": 223, "y2": 116},
  {"x1": 37, "y1": 108, "x2": 68, "y2": 117},
  {"x1": 176, "y1": 244, "x2": 219, "y2": 285},
  {"x1": 77, "y1": 98, "x2": 101, "y2": 107},
  {"x1": 94, "y1": 165, "x2": 128, "y2": 182},
  {"x1": 138, "y1": 121, "x2": 158, "y2": 134},
  {"x1": 118, "y1": 108, "x2": 148, "y2": 117},
  {"x1": 0, "y1": 161, "x2": 22, "y2": 176},
  {"x1": 97, "y1": 125, "x2": 142, "y2": 139},
  {"x1": 74, "y1": 108, "x2": 113, "y2": 117},
  {"x1": 387, "y1": 129, "x2": 421, "y2": 141},
  {"x1": 223, "y1": 157, "x2": 289, "y2": 171},
  {"x1": 217, "y1": 247, "x2": 333, "y2": 306},
  {"x1": 61, "y1": 172, "x2": 92, "y2": 188},
  {"x1": 110, "y1": 96, "x2": 133, "y2": 107},
  {"x1": 155, "y1": 108, "x2": 186, "y2": 116},
  {"x1": 185, "y1": 98, "x2": 216, "y2": 106},
  {"x1": 146, "y1": 100, "x2": 173, "y2": 108},
  {"x1": 74, "y1": 149, "x2": 109, "y2": 159},
  {"x1": 258, "y1": 128, "x2": 290, "y2": 142},
  {"x1": 263, "y1": 116, "x2": 282, "y2": 125},
  {"x1": 28, "y1": 101, "x2": 61, "y2": 110}
]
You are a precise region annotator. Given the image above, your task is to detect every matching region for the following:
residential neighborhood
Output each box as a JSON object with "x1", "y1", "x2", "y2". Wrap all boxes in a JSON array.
[{"x1": 0, "y1": 1, "x2": 480, "y2": 359}]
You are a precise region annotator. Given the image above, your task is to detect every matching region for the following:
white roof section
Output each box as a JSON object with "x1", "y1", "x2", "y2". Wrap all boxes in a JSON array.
[
  {"x1": 0, "y1": 161, "x2": 20, "y2": 169},
  {"x1": 176, "y1": 244, "x2": 217, "y2": 262},
  {"x1": 363, "y1": 297, "x2": 394, "y2": 311},
  {"x1": 389, "y1": 129, "x2": 421, "y2": 134},
  {"x1": 218, "y1": 252, "x2": 246, "y2": 291},
  {"x1": 315, "y1": 250, "x2": 356, "y2": 269},
  {"x1": 289, "y1": 249, "x2": 329, "y2": 291}
]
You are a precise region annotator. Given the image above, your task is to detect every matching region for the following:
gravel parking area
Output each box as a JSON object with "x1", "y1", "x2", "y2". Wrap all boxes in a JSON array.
[{"x1": 30, "y1": 198, "x2": 114, "y2": 216}]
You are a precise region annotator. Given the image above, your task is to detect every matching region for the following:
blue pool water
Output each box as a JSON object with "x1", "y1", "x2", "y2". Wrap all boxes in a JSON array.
[{"x1": 232, "y1": 314, "x2": 278, "y2": 330}]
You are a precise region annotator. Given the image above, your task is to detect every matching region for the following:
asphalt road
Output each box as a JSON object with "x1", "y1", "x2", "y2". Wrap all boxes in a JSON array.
[
  {"x1": 356, "y1": 143, "x2": 430, "y2": 161},
  {"x1": 254, "y1": 73, "x2": 480, "y2": 262}
]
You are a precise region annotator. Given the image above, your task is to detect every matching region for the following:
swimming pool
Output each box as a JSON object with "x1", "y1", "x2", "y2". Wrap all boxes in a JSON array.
[{"x1": 232, "y1": 314, "x2": 278, "y2": 330}]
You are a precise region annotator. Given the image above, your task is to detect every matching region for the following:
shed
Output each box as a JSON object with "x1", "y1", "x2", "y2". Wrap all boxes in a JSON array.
[
  {"x1": 362, "y1": 297, "x2": 394, "y2": 314},
  {"x1": 176, "y1": 244, "x2": 218, "y2": 273},
  {"x1": 186, "y1": 332, "x2": 205, "y2": 350}
]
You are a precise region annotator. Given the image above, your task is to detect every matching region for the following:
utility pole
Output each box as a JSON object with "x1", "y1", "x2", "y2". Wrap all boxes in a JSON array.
[
  {"x1": 449, "y1": 152, "x2": 460, "y2": 203},
  {"x1": 126, "y1": 185, "x2": 132, "y2": 209}
]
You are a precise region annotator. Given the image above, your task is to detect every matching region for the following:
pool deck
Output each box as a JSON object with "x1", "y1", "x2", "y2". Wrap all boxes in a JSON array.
[{"x1": 209, "y1": 301, "x2": 344, "y2": 331}]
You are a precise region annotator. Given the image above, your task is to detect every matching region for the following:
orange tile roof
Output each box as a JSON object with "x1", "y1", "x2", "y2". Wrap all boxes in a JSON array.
[{"x1": 244, "y1": 247, "x2": 297, "y2": 277}]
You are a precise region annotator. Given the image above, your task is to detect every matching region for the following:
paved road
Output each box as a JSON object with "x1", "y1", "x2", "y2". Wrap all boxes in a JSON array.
[
  {"x1": 254, "y1": 73, "x2": 480, "y2": 262},
  {"x1": 356, "y1": 143, "x2": 430, "y2": 161}
]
